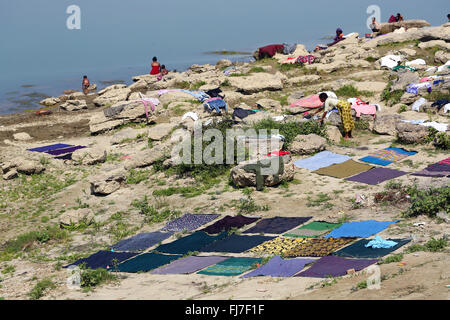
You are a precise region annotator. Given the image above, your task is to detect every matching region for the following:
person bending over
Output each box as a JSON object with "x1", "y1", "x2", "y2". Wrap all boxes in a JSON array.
[
  {"x1": 319, "y1": 92, "x2": 354, "y2": 140},
  {"x1": 150, "y1": 56, "x2": 161, "y2": 75}
]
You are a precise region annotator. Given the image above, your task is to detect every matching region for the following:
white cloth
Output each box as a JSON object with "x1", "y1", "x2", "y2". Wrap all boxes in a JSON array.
[
  {"x1": 411, "y1": 98, "x2": 427, "y2": 112},
  {"x1": 406, "y1": 59, "x2": 426, "y2": 66},
  {"x1": 443, "y1": 104, "x2": 450, "y2": 114},
  {"x1": 380, "y1": 55, "x2": 404, "y2": 69},
  {"x1": 272, "y1": 115, "x2": 286, "y2": 122},
  {"x1": 437, "y1": 60, "x2": 450, "y2": 73},
  {"x1": 182, "y1": 112, "x2": 198, "y2": 121},
  {"x1": 402, "y1": 120, "x2": 448, "y2": 132}
]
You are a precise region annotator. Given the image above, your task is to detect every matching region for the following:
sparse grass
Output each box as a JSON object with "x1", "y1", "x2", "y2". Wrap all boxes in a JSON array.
[
  {"x1": 174, "y1": 81, "x2": 190, "y2": 89},
  {"x1": 249, "y1": 66, "x2": 266, "y2": 73},
  {"x1": 126, "y1": 169, "x2": 150, "y2": 184},
  {"x1": 191, "y1": 81, "x2": 206, "y2": 90},
  {"x1": 335, "y1": 85, "x2": 374, "y2": 98},
  {"x1": 337, "y1": 214, "x2": 354, "y2": 224},
  {"x1": 381, "y1": 81, "x2": 404, "y2": 106},
  {"x1": 379, "y1": 253, "x2": 404, "y2": 264},
  {"x1": 80, "y1": 267, "x2": 118, "y2": 292},
  {"x1": 237, "y1": 196, "x2": 270, "y2": 214},
  {"x1": 28, "y1": 278, "x2": 56, "y2": 300},
  {"x1": 405, "y1": 237, "x2": 448, "y2": 253},
  {"x1": 306, "y1": 193, "x2": 332, "y2": 209},
  {"x1": 131, "y1": 195, "x2": 181, "y2": 225}
]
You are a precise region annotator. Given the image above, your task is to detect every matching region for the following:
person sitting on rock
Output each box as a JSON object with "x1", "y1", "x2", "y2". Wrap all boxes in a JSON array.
[
  {"x1": 82, "y1": 75, "x2": 90, "y2": 95},
  {"x1": 327, "y1": 28, "x2": 345, "y2": 47},
  {"x1": 370, "y1": 17, "x2": 381, "y2": 36},
  {"x1": 157, "y1": 65, "x2": 169, "y2": 81},
  {"x1": 319, "y1": 92, "x2": 354, "y2": 140},
  {"x1": 447, "y1": 13, "x2": 450, "y2": 22},
  {"x1": 150, "y1": 56, "x2": 161, "y2": 75},
  {"x1": 396, "y1": 13, "x2": 404, "y2": 22}
]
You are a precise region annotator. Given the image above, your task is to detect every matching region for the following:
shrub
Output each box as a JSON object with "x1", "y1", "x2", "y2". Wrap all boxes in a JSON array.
[
  {"x1": 402, "y1": 186, "x2": 450, "y2": 218},
  {"x1": 131, "y1": 196, "x2": 181, "y2": 224},
  {"x1": 126, "y1": 169, "x2": 149, "y2": 184},
  {"x1": 379, "y1": 253, "x2": 404, "y2": 264},
  {"x1": 80, "y1": 268, "x2": 117, "y2": 291},
  {"x1": 28, "y1": 278, "x2": 56, "y2": 300},
  {"x1": 335, "y1": 85, "x2": 374, "y2": 98},
  {"x1": 237, "y1": 196, "x2": 270, "y2": 214},
  {"x1": 191, "y1": 81, "x2": 206, "y2": 90}
]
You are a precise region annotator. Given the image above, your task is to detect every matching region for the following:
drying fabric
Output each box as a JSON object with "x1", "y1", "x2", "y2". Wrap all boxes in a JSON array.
[
  {"x1": 205, "y1": 88, "x2": 223, "y2": 98},
  {"x1": 204, "y1": 98, "x2": 227, "y2": 113},
  {"x1": 365, "y1": 236, "x2": 398, "y2": 249},
  {"x1": 431, "y1": 99, "x2": 450, "y2": 110},
  {"x1": 241, "y1": 256, "x2": 316, "y2": 278},
  {"x1": 295, "y1": 55, "x2": 316, "y2": 64},
  {"x1": 197, "y1": 257, "x2": 262, "y2": 276},
  {"x1": 243, "y1": 216, "x2": 312, "y2": 234},
  {"x1": 351, "y1": 104, "x2": 377, "y2": 117},
  {"x1": 283, "y1": 237, "x2": 355, "y2": 258},
  {"x1": 201, "y1": 215, "x2": 260, "y2": 234},
  {"x1": 296, "y1": 256, "x2": 378, "y2": 278},
  {"x1": 200, "y1": 234, "x2": 276, "y2": 253},
  {"x1": 232, "y1": 108, "x2": 257, "y2": 120},
  {"x1": 154, "y1": 231, "x2": 228, "y2": 255},
  {"x1": 65, "y1": 250, "x2": 138, "y2": 270},
  {"x1": 313, "y1": 160, "x2": 374, "y2": 179},
  {"x1": 406, "y1": 82, "x2": 432, "y2": 94},
  {"x1": 150, "y1": 255, "x2": 229, "y2": 274},
  {"x1": 401, "y1": 120, "x2": 448, "y2": 132},
  {"x1": 346, "y1": 167, "x2": 408, "y2": 185},
  {"x1": 27, "y1": 144, "x2": 73, "y2": 153},
  {"x1": 411, "y1": 97, "x2": 427, "y2": 112},
  {"x1": 223, "y1": 67, "x2": 239, "y2": 76},
  {"x1": 380, "y1": 55, "x2": 403, "y2": 69},
  {"x1": 110, "y1": 231, "x2": 174, "y2": 252},
  {"x1": 248, "y1": 237, "x2": 311, "y2": 256},
  {"x1": 411, "y1": 162, "x2": 450, "y2": 177},
  {"x1": 444, "y1": 104, "x2": 450, "y2": 114},
  {"x1": 182, "y1": 112, "x2": 199, "y2": 121},
  {"x1": 266, "y1": 150, "x2": 290, "y2": 157},
  {"x1": 392, "y1": 65, "x2": 417, "y2": 72},
  {"x1": 284, "y1": 221, "x2": 343, "y2": 238},
  {"x1": 359, "y1": 147, "x2": 417, "y2": 166},
  {"x1": 293, "y1": 151, "x2": 351, "y2": 171},
  {"x1": 289, "y1": 95, "x2": 323, "y2": 108},
  {"x1": 115, "y1": 252, "x2": 182, "y2": 273},
  {"x1": 439, "y1": 157, "x2": 450, "y2": 165},
  {"x1": 258, "y1": 44, "x2": 284, "y2": 59},
  {"x1": 324, "y1": 220, "x2": 399, "y2": 238},
  {"x1": 332, "y1": 238, "x2": 411, "y2": 258},
  {"x1": 405, "y1": 59, "x2": 426, "y2": 66},
  {"x1": 45, "y1": 145, "x2": 86, "y2": 156},
  {"x1": 161, "y1": 213, "x2": 220, "y2": 232},
  {"x1": 180, "y1": 89, "x2": 210, "y2": 102}
]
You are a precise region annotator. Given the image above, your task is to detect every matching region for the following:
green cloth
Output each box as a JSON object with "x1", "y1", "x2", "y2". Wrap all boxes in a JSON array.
[
  {"x1": 115, "y1": 252, "x2": 182, "y2": 273},
  {"x1": 154, "y1": 231, "x2": 228, "y2": 255},
  {"x1": 197, "y1": 257, "x2": 262, "y2": 276},
  {"x1": 313, "y1": 160, "x2": 374, "y2": 179},
  {"x1": 284, "y1": 221, "x2": 342, "y2": 238}
]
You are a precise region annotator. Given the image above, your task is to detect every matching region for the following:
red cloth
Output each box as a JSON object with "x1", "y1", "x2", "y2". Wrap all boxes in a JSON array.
[
  {"x1": 388, "y1": 15, "x2": 397, "y2": 23},
  {"x1": 150, "y1": 65, "x2": 160, "y2": 75},
  {"x1": 267, "y1": 150, "x2": 290, "y2": 157},
  {"x1": 258, "y1": 44, "x2": 284, "y2": 58}
]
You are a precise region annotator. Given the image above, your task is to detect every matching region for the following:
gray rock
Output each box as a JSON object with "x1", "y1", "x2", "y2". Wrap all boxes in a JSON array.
[
  {"x1": 60, "y1": 99, "x2": 88, "y2": 111},
  {"x1": 13, "y1": 132, "x2": 32, "y2": 141},
  {"x1": 400, "y1": 92, "x2": 419, "y2": 105},
  {"x1": 216, "y1": 59, "x2": 232, "y2": 69},
  {"x1": 326, "y1": 125, "x2": 342, "y2": 144},
  {"x1": 15, "y1": 159, "x2": 45, "y2": 175},
  {"x1": 59, "y1": 208, "x2": 94, "y2": 226},
  {"x1": 435, "y1": 50, "x2": 450, "y2": 64},
  {"x1": 288, "y1": 134, "x2": 327, "y2": 155},
  {"x1": 398, "y1": 48, "x2": 417, "y2": 56},
  {"x1": 227, "y1": 72, "x2": 284, "y2": 94},
  {"x1": 93, "y1": 87, "x2": 131, "y2": 107},
  {"x1": 40, "y1": 97, "x2": 61, "y2": 106},
  {"x1": 373, "y1": 114, "x2": 404, "y2": 136},
  {"x1": 378, "y1": 20, "x2": 431, "y2": 34},
  {"x1": 3, "y1": 169, "x2": 18, "y2": 180},
  {"x1": 111, "y1": 128, "x2": 147, "y2": 145},
  {"x1": 72, "y1": 148, "x2": 107, "y2": 165},
  {"x1": 395, "y1": 122, "x2": 429, "y2": 144},
  {"x1": 256, "y1": 99, "x2": 282, "y2": 110},
  {"x1": 123, "y1": 145, "x2": 167, "y2": 170},
  {"x1": 148, "y1": 123, "x2": 178, "y2": 141},
  {"x1": 90, "y1": 171, "x2": 126, "y2": 196},
  {"x1": 418, "y1": 40, "x2": 450, "y2": 51},
  {"x1": 392, "y1": 72, "x2": 420, "y2": 91}
]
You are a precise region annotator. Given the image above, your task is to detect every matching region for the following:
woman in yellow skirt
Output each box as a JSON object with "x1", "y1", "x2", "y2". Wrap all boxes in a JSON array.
[{"x1": 319, "y1": 92, "x2": 354, "y2": 140}]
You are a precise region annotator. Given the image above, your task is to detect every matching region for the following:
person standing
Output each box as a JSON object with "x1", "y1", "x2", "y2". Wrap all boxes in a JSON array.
[
  {"x1": 82, "y1": 75, "x2": 90, "y2": 95},
  {"x1": 150, "y1": 56, "x2": 161, "y2": 75},
  {"x1": 319, "y1": 92, "x2": 354, "y2": 140}
]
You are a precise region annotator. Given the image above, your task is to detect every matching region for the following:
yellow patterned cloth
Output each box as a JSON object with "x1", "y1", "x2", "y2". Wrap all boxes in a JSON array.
[
  {"x1": 337, "y1": 100, "x2": 355, "y2": 133},
  {"x1": 248, "y1": 237, "x2": 311, "y2": 255},
  {"x1": 367, "y1": 149, "x2": 408, "y2": 162},
  {"x1": 283, "y1": 237, "x2": 355, "y2": 257}
]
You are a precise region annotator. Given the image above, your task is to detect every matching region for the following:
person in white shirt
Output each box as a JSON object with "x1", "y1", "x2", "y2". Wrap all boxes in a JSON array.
[{"x1": 319, "y1": 92, "x2": 354, "y2": 140}]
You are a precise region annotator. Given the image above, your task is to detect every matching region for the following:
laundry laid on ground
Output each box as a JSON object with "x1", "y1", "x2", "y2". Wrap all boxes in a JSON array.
[
  {"x1": 313, "y1": 160, "x2": 374, "y2": 179},
  {"x1": 223, "y1": 66, "x2": 239, "y2": 76},
  {"x1": 365, "y1": 236, "x2": 398, "y2": 249},
  {"x1": 401, "y1": 120, "x2": 448, "y2": 132},
  {"x1": 27, "y1": 143, "x2": 73, "y2": 153},
  {"x1": 248, "y1": 237, "x2": 311, "y2": 255},
  {"x1": 241, "y1": 256, "x2": 316, "y2": 278},
  {"x1": 243, "y1": 216, "x2": 312, "y2": 234},
  {"x1": 289, "y1": 95, "x2": 323, "y2": 108},
  {"x1": 232, "y1": 108, "x2": 257, "y2": 120},
  {"x1": 200, "y1": 234, "x2": 276, "y2": 253},
  {"x1": 160, "y1": 213, "x2": 220, "y2": 232},
  {"x1": 110, "y1": 231, "x2": 174, "y2": 252},
  {"x1": 332, "y1": 238, "x2": 411, "y2": 258},
  {"x1": 325, "y1": 220, "x2": 399, "y2": 238},
  {"x1": 45, "y1": 145, "x2": 86, "y2": 156},
  {"x1": 380, "y1": 55, "x2": 403, "y2": 69},
  {"x1": 359, "y1": 147, "x2": 417, "y2": 166},
  {"x1": 295, "y1": 256, "x2": 379, "y2": 278},
  {"x1": 293, "y1": 151, "x2": 351, "y2": 171},
  {"x1": 284, "y1": 221, "x2": 343, "y2": 238},
  {"x1": 411, "y1": 161, "x2": 450, "y2": 177},
  {"x1": 154, "y1": 231, "x2": 228, "y2": 255},
  {"x1": 27, "y1": 143, "x2": 87, "y2": 160},
  {"x1": 115, "y1": 252, "x2": 182, "y2": 273},
  {"x1": 197, "y1": 257, "x2": 263, "y2": 276},
  {"x1": 204, "y1": 97, "x2": 227, "y2": 114},
  {"x1": 201, "y1": 215, "x2": 260, "y2": 234},
  {"x1": 411, "y1": 97, "x2": 427, "y2": 112},
  {"x1": 346, "y1": 167, "x2": 408, "y2": 185},
  {"x1": 150, "y1": 255, "x2": 229, "y2": 275},
  {"x1": 283, "y1": 237, "x2": 355, "y2": 258},
  {"x1": 406, "y1": 82, "x2": 432, "y2": 94},
  {"x1": 65, "y1": 250, "x2": 139, "y2": 270},
  {"x1": 347, "y1": 98, "x2": 380, "y2": 117}
]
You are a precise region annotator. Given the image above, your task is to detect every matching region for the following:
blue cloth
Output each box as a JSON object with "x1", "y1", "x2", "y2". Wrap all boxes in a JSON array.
[
  {"x1": 359, "y1": 156, "x2": 392, "y2": 166},
  {"x1": 365, "y1": 236, "x2": 398, "y2": 249},
  {"x1": 293, "y1": 151, "x2": 351, "y2": 171},
  {"x1": 325, "y1": 220, "x2": 399, "y2": 238},
  {"x1": 64, "y1": 250, "x2": 139, "y2": 270},
  {"x1": 181, "y1": 89, "x2": 210, "y2": 102},
  {"x1": 204, "y1": 99, "x2": 227, "y2": 114},
  {"x1": 27, "y1": 144, "x2": 73, "y2": 153},
  {"x1": 110, "y1": 231, "x2": 174, "y2": 252}
]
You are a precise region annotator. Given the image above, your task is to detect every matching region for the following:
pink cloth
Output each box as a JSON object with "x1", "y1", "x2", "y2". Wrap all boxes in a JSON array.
[
  {"x1": 351, "y1": 104, "x2": 377, "y2": 117},
  {"x1": 140, "y1": 99, "x2": 156, "y2": 119},
  {"x1": 439, "y1": 157, "x2": 450, "y2": 165},
  {"x1": 289, "y1": 95, "x2": 323, "y2": 108},
  {"x1": 295, "y1": 55, "x2": 316, "y2": 64},
  {"x1": 266, "y1": 150, "x2": 290, "y2": 157},
  {"x1": 420, "y1": 77, "x2": 432, "y2": 82}
]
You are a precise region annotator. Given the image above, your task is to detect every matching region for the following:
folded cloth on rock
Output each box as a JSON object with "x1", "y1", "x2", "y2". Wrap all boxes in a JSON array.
[
  {"x1": 284, "y1": 221, "x2": 343, "y2": 238},
  {"x1": 65, "y1": 250, "x2": 139, "y2": 270},
  {"x1": 248, "y1": 237, "x2": 311, "y2": 255},
  {"x1": 28, "y1": 143, "x2": 73, "y2": 153},
  {"x1": 241, "y1": 256, "x2": 316, "y2": 278},
  {"x1": 289, "y1": 94, "x2": 323, "y2": 108},
  {"x1": 325, "y1": 220, "x2": 399, "y2": 238},
  {"x1": 45, "y1": 145, "x2": 86, "y2": 156},
  {"x1": 348, "y1": 98, "x2": 379, "y2": 117},
  {"x1": 431, "y1": 99, "x2": 450, "y2": 110},
  {"x1": 359, "y1": 147, "x2": 417, "y2": 166},
  {"x1": 223, "y1": 66, "x2": 239, "y2": 76},
  {"x1": 313, "y1": 160, "x2": 374, "y2": 179},
  {"x1": 205, "y1": 88, "x2": 223, "y2": 98},
  {"x1": 266, "y1": 150, "x2": 290, "y2": 157},
  {"x1": 243, "y1": 216, "x2": 312, "y2": 234},
  {"x1": 197, "y1": 257, "x2": 263, "y2": 276},
  {"x1": 444, "y1": 104, "x2": 450, "y2": 114},
  {"x1": 333, "y1": 238, "x2": 411, "y2": 258},
  {"x1": 365, "y1": 236, "x2": 398, "y2": 248},
  {"x1": 401, "y1": 120, "x2": 448, "y2": 132},
  {"x1": 283, "y1": 237, "x2": 355, "y2": 257},
  {"x1": 346, "y1": 167, "x2": 408, "y2": 185},
  {"x1": 405, "y1": 59, "x2": 426, "y2": 66},
  {"x1": 406, "y1": 82, "x2": 432, "y2": 94},
  {"x1": 392, "y1": 65, "x2": 417, "y2": 72},
  {"x1": 293, "y1": 151, "x2": 351, "y2": 171},
  {"x1": 154, "y1": 231, "x2": 228, "y2": 255},
  {"x1": 200, "y1": 234, "x2": 276, "y2": 253},
  {"x1": 295, "y1": 256, "x2": 379, "y2": 278},
  {"x1": 158, "y1": 89, "x2": 181, "y2": 95},
  {"x1": 115, "y1": 252, "x2": 182, "y2": 273},
  {"x1": 437, "y1": 60, "x2": 450, "y2": 72},
  {"x1": 281, "y1": 56, "x2": 298, "y2": 64},
  {"x1": 150, "y1": 255, "x2": 229, "y2": 274},
  {"x1": 110, "y1": 231, "x2": 174, "y2": 252},
  {"x1": 161, "y1": 213, "x2": 220, "y2": 232},
  {"x1": 232, "y1": 108, "x2": 256, "y2": 120},
  {"x1": 411, "y1": 97, "x2": 427, "y2": 112},
  {"x1": 201, "y1": 215, "x2": 260, "y2": 234},
  {"x1": 182, "y1": 112, "x2": 199, "y2": 121},
  {"x1": 380, "y1": 55, "x2": 403, "y2": 69},
  {"x1": 204, "y1": 98, "x2": 227, "y2": 113},
  {"x1": 411, "y1": 162, "x2": 450, "y2": 177}
]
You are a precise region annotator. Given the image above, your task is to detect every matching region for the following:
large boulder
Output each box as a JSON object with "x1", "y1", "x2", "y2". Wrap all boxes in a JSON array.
[
  {"x1": 326, "y1": 125, "x2": 342, "y2": 144},
  {"x1": 59, "y1": 208, "x2": 94, "y2": 226},
  {"x1": 230, "y1": 154, "x2": 294, "y2": 189},
  {"x1": 288, "y1": 134, "x2": 327, "y2": 155},
  {"x1": 216, "y1": 59, "x2": 232, "y2": 69},
  {"x1": 123, "y1": 145, "x2": 168, "y2": 170},
  {"x1": 93, "y1": 86, "x2": 131, "y2": 107},
  {"x1": 13, "y1": 132, "x2": 32, "y2": 141},
  {"x1": 111, "y1": 128, "x2": 147, "y2": 145},
  {"x1": 354, "y1": 81, "x2": 387, "y2": 93},
  {"x1": 227, "y1": 72, "x2": 284, "y2": 94},
  {"x1": 72, "y1": 148, "x2": 107, "y2": 165},
  {"x1": 40, "y1": 97, "x2": 60, "y2": 106},
  {"x1": 435, "y1": 50, "x2": 450, "y2": 64},
  {"x1": 379, "y1": 20, "x2": 431, "y2": 34},
  {"x1": 148, "y1": 123, "x2": 178, "y2": 141},
  {"x1": 287, "y1": 75, "x2": 321, "y2": 85},
  {"x1": 396, "y1": 122, "x2": 429, "y2": 144},
  {"x1": 418, "y1": 40, "x2": 450, "y2": 51},
  {"x1": 60, "y1": 100, "x2": 88, "y2": 111},
  {"x1": 15, "y1": 159, "x2": 45, "y2": 175},
  {"x1": 373, "y1": 114, "x2": 404, "y2": 136},
  {"x1": 90, "y1": 171, "x2": 126, "y2": 196},
  {"x1": 391, "y1": 72, "x2": 420, "y2": 91},
  {"x1": 400, "y1": 92, "x2": 419, "y2": 105},
  {"x1": 3, "y1": 169, "x2": 18, "y2": 180}
]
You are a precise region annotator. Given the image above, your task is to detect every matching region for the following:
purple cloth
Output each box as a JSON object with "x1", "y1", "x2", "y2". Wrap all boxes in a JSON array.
[
  {"x1": 110, "y1": 231, "x2": 174, "y2": 252},
  {"x1": 411, "y1": 162, "x2": 450, "y2": 178},
  {"x1": 346, "y1": 167, "x2": 408, "y2": 185},
  {"x1": 243, "y1": 217, "x2": 312, "y2": 234},
  {"x1": 161, "y1": 213, "x2": 220, "y2": 232},
  {"x1": 201, "y1": 215, "x2": 260, "y2": 234},
  {"x1": 296, "y1": 256, "x2": 379, "y2": 278},
  {"x1": 45, "y1": 145, "x2": 86, "y2": 155},
  {"x1": 64, "y1": 250, "x2": 138, "y2": 270},
  {"x1": 151, "y1": 255, "x2": 229, "y2": 274},
  {"x1": 242, "y1": 256, "x2": 316, "y2": 278},
  {"x1": 28, "y1": 144, "x2": 73, "y2": 153}
]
